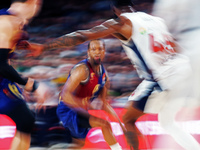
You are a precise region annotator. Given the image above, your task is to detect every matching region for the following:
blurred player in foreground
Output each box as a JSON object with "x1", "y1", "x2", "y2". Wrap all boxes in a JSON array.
[
  {"x1": 57, "y1": 39, "x2": 122, "y2": 150},
  {"x1": 153, "y1": 0, "x2": 200, "y2": 108},
  {"x1": 0, "y1": 0, "x2": 51, "y2": 150},
  {"x1": 18, "y1": 0, "x2": 200, "y2": 149},
  {"x1": 152, "y1": 1, "x2": 200, "y2": 148}
]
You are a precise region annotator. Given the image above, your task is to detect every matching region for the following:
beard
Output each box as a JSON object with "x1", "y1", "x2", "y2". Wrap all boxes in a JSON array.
[{"x1": 93, "y1": 58, "x2": 101, "y2": 65}]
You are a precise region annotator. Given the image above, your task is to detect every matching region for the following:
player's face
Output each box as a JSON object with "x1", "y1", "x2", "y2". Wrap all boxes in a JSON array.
[{"x1": 88, "y1": 40, "x2": 105, "y2": 66}]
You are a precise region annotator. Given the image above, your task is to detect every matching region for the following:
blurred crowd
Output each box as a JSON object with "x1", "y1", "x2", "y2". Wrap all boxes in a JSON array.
[{"x1": 5, "y1": 0, "x2": 155, "y2": 105}]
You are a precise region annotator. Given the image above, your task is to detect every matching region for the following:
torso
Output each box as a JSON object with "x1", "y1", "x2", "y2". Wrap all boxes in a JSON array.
[
  {"x1": 119, "y1": 12, "x2": 189, "y2": 89},
  {"x1": 68, "y1": 59, "x2": 107, "y2": 103}
]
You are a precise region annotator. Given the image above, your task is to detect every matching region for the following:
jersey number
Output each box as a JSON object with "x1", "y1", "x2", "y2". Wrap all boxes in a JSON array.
[{"x1": 149, "y1": 34, "x2": 175, "y2": 54}]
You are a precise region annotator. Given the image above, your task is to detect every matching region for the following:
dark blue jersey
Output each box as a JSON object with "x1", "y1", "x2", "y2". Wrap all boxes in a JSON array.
[{"x1": 68, "y1": 59, "x2": 107, "y2": 102}]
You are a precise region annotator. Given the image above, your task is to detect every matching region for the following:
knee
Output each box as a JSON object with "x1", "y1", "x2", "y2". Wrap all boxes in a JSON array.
[{"x1": 122, "y1": 112, "x2": 137, "y2": 126}]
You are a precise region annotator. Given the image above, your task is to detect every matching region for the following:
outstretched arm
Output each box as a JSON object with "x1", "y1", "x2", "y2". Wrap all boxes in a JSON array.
[
  {"x1": 43, "y1": 23, "x2": 116, "y2": 51},
  {"x1": 18, "y1": 19, "x2": 121, "y2": 56}
]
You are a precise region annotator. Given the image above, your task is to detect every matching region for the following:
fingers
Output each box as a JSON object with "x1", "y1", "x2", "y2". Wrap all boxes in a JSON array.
[
  {"x1": 16, "y1": 41, "x2": 43, "y2": 57},
  {"x1": 34, "y1": 82, "x2": 48, "y2": 102},
  {"x1": 34, "y1": 82, "x2": 56, "y2": 112},
  {"x1": 16, "y1": 40, "x2": 37, "y2": 57},
  {"x1": 16, "y1": 40, "x2": 31, "y2": 49}
]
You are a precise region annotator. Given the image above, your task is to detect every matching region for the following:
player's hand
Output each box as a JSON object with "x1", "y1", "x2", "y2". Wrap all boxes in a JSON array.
[
  {"x1": 16, "y1": 40, "x2": 44, "y2": 57},
  {"x1": 33, "y1": 82, "x2": 52, "y2": 111}
]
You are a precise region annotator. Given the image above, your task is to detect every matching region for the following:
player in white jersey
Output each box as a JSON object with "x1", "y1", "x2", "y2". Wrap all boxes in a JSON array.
[
  {"x1": 152, "y1": 0, "x2": 200, "y2": 109},
  {"x1": 120, "y1": 11, "x2": 200, "y2": 150},
  {"x1": 153, "y1": 0, "x2": 200, "y2": 102},
  {"x1": 19, "y1": 0, "x2": 200, "y2": 149},
  {"x1": 152, "y1": 0, "x2": 200, "y2": 149}
]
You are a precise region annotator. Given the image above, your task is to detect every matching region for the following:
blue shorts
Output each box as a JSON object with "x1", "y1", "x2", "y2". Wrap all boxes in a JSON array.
[
  {"x1": 57, "y1": 101, "x2": 89, "y2": 139},
  {"x1": 0, "y1": 78, "x2": 35, "y2": 133},
  {"x1": 0, "y1": 78, "x2": 25, "y2": 113}
]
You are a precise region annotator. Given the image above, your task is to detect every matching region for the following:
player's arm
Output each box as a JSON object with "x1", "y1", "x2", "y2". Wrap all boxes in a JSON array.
[
  {"x1": 19, "y1": 19, "x2": 121, "y2": 56},
  {"x1": 99, "y1": 77, "x2": 119, "y2": 119},
  {"x1": 100, "y1": 87, "x2": 117, "y2": 117},
  {"x1": 59, "y1": 64, "x2": 89, "y2": 109},
  {"x1": 0, "y1": 20, "x2": 37, "y2": 92},
  {"x1": 43, "y1": 19, "x2": 120, "y2": 50},
  {"x1": 99, "y1": 78, "x2": 127, "y2": 132}
]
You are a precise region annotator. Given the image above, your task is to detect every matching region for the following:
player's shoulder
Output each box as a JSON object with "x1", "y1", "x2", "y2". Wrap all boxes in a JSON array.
[
  {"x1": 70, "y1": 63, "x2": 90, "y2": 82},
  {"x1": 74, "y1": 63, "x2": 88, "y2": 70},
  {"x1": 102, "y1": 18, "x2": 124, "y2": 28},
  {"x1": 71, "y1": 63, "x2": 89, "y2": 75}
]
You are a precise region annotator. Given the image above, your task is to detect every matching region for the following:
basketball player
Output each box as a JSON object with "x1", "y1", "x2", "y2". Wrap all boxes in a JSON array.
[
  {"x1": 0, "y1": 0, "x2": 49, "y2": 150},
  {"x1": 151, "y1": 0, "x2": 200, "y2": 149},
  {"x1": 57, "y1": 39, "x2": 122, "y2": 150}
]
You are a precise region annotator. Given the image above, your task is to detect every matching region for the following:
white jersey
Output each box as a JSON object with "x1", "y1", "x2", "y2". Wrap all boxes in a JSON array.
[
  {"x1": 152, "y1": 0, "x2": 200, "y2": 99},
  {"x1": 121, "y1": 12, "x2": 200, "y2": 150},
  {"x1": 120, "y1": 12, "x2": 189, "y2": 90}
]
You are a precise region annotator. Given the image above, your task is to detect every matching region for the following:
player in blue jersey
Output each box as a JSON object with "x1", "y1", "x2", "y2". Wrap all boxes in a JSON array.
[
  {"x1": 57, "y1": 39, "x2": 122, "y2": 150},
  {"x1": 0, "y1": 0, "x2": 49, "y2": 150}
]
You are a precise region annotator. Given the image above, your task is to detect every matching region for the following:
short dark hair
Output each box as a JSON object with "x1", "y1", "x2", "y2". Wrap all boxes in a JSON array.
[{"x1": 88, "y1": 39, "x2": 105, "y2": 50}]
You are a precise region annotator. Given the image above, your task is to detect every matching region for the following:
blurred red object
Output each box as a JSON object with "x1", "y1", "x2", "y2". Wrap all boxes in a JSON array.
[
  {"x1": 82, "y1": 108, "x2": 200, "y2": 150},
  {"x1": 0, "y1": 114, "x2": 16, "y2": 150}
]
